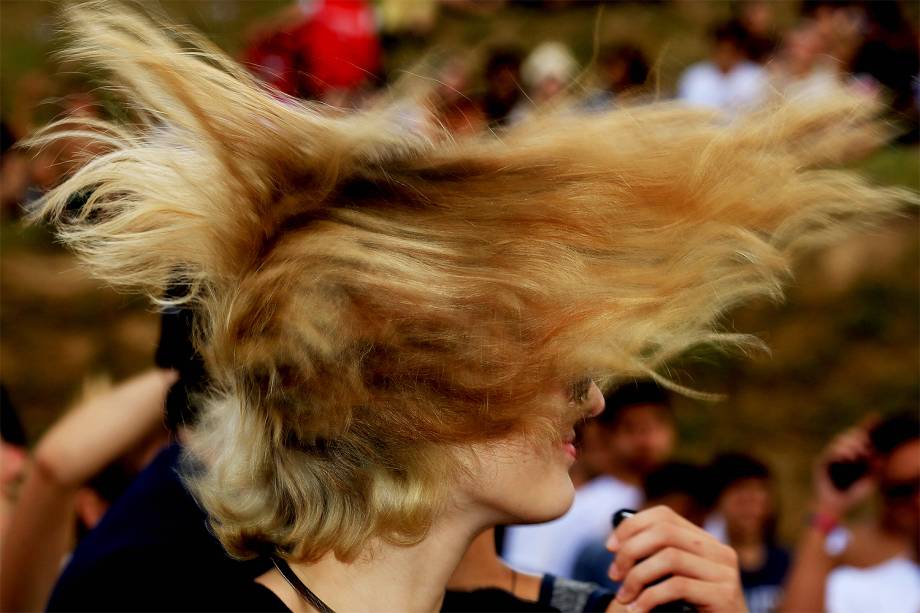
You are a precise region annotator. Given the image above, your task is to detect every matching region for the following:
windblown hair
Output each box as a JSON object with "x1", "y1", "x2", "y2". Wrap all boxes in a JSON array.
[{"x1": 32, "y1": 3, "x2": 914, "y2": 562}]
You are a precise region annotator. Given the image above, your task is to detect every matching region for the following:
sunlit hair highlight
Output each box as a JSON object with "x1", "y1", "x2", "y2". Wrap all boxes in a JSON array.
[{"x1": 31, "y1": 2, "x2": 915, "y2": 562}]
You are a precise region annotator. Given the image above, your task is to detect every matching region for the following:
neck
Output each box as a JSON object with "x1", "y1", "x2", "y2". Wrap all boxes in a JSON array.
[
  {"x1": 274, "y1": 508, "x2": 485, "y2": 613},
  {"x1": 728, "y1": 531, "x2": 766, "y2": 570},
  {"x1": 728, "y1": 529, "x2": 763, "y2": 547},
  {"x1": 878, "y1": 516, "x2": 918, "y2": 561},
  {"x1": 448, "y1": 529, "x2": 509, "y2": 591},
  {"x1": 448, "y1": 528, "x2": 542, "y2": 602}
]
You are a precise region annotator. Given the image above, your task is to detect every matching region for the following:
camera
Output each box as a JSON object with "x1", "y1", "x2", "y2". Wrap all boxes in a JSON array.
[{"x1": 827, "y1": 458, "x2": 871, "y2": 492}]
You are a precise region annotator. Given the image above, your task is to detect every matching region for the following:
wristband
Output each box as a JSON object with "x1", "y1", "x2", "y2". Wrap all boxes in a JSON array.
[{"x1": 809, "y1": 510, "x2": 840, "y2": 536}]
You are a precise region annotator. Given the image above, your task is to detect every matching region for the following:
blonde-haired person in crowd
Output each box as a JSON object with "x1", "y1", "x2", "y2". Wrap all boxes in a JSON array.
[
  {"x1": 29, "y1": 3, "x2": 915, "y2": 612},
  {"x1": 509, "y1": 41, "x2": 579, "y2": 124}
]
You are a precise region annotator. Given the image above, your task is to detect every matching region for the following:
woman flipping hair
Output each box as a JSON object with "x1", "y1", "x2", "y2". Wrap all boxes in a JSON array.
[{"x1": 30, "y1": 3, "x2": 914, "y2": 612}]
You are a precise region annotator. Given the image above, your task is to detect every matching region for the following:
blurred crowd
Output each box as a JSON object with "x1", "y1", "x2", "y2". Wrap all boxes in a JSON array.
[
  {"x1": 2, "y1": 0, "x2": 919, "y2": 219},
  {"x1": 2, "y1": 346, "x2": 918, "y2": 612},
  {"x1": 0, "y1": 1, "x2": 918, "y2": 612},
  {"x1": 501, "y1": 381, "x2": 919, "y2": 613}
]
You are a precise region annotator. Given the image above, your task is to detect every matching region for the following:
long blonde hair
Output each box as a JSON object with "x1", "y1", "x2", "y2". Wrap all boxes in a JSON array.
[{"x1": 31, "y1": 2, "x2": 914, "y2": 562}]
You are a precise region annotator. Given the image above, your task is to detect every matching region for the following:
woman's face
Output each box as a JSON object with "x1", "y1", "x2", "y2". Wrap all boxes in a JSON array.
[{"x1": 458, "y1": 380, "x2": 605, "y2": 525}]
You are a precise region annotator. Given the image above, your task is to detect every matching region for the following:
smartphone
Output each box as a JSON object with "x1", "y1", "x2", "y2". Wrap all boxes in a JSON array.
[
  {"x1": 827, "y1": 458, "x2": 870, "y2": 492},
  {"x1": 611, "y1": 509, "x2": 697, "y2": 613}
]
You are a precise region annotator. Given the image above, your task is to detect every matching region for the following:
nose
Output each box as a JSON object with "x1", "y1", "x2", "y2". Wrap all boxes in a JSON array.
[{"x1": 586, "y1": 381, "x2": 605, "y2": 418}]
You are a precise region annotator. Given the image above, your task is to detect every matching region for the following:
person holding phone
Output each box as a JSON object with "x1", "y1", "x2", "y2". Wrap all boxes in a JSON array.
[
  {"x1": 606, "y1": 506, "x2": 746, "y2": 613},
  {"x1": 781, "y1": 412, "x2": 920, "y2": 613}
]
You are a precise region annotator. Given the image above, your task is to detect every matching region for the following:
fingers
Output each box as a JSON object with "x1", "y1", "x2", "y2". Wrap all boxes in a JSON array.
[
  {"x1": 609, "y1": 505, "x2": 696, "y2": 550},
  {"x1": 826, "y1": 428, "x2": 871, "y2": 464},
  {"x1": 610, "y1": 521, "x2": 715, "y2": 581},
  {"x1": 625, "y1": 575, "x2": 745, "y2": 613},
  {"x1": 605, "y1": 506, "x2": 746, "y2": 613},
  {"x1": 612, "y1": 546, "x2": 728, "y2": 605},
  {"x1": 608, "y1": 506, "x2": 726, "y2": 570}
]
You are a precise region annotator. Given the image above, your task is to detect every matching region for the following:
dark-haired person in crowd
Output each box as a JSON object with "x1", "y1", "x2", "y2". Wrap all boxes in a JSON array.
[
  {"x1": 503, "y1": 381, "x2": 675, "y2": 579},
  {"x1": 847, "y1": 1, "x2": 919, "y2": 143},
  {"x1": 583, "y1": 44, "x2": 650, "y2": 112},
  {"x1": 709, "y1": 453, "x2": 789, "y2": 613},
  {"x1": 677, "y1": 19, "x2": 766, "y2": 117},
  {"x1": 480, "y1": 47, "x2": 524, "y2": 127},
  {"x1": 799, "y1": 0, "x2": 864, "y2": 72},
  {"x1": 572, "y1": 461, "x2": 713, "y2": 590},
  {"x1": 781, "y1": 412, "x2": 920, "y2": 613},
  {"x1": 733, "y1": 1, "x2": 777, "y2": 65}
]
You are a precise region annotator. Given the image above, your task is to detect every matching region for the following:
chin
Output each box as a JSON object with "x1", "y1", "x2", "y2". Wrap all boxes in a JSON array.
[
  {"x1": 545, "y1": 478, "x2": 577, "y2": 519},
  {"x1": 511, "y1": 471, "x2": 576, "y2": 525}
]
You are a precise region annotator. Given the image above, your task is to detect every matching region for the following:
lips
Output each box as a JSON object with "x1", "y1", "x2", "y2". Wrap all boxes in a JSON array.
[{"x1": 562, "y1": 429, "x2": 577, "y2": 460}]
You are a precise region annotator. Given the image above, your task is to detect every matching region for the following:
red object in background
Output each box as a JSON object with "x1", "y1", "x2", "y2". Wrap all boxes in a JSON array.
[{"x1": 244, "y1": 0, "x2": 380, "y2": 99}]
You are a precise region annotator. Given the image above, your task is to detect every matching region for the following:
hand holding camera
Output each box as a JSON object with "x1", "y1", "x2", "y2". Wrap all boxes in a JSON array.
[{"x1": 815, "y1": 424, "x2": 876, "y2": 519}]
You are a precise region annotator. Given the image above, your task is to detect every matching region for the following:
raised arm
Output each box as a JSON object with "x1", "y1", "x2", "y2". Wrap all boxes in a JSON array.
[
  {"x1": 0, "y1": 368, "x2": 176, "y2": 612},
  {"x1": 779, "y1": 426, "x2": 874, "y2": 613}
]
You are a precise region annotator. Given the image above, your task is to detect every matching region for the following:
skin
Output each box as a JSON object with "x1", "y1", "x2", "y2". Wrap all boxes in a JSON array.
[
  {"x1": 259, "y1": 383, "x2": 747, "y2": 613},
  {"x1": 449, "y1": 411, "x2": 740, "y2": 613},
  {"x1": 740, "y1": 2, "x2": 773, "y2": 38},
  {"x1": 447, "y1": 506, "x2": 745, "y2": 613},
  {"x1": 713, "y1": 41, "x2": 746, "y2": 75},
  {"x1": 573, "y1": 420, "x2": 610, "y2": 484},
  {"x1": 719, "y1": 477, "x2": 773, "y2": 571},
  {"x1": 608, "y1": 404, "x2": 676, "y2": 485},
  {"x1": 572, "y1": 402, "x2": 674, "y2": 489},
  {"x1": 779, "y1": 25, "x2": 827, "y2": 78},
  {"x1": 607, "y1": 506, "x2": 747, "y2": 613},
  {"x1": 780, "y1": 427, "x2": 920, "y2": 613},
  {"x1": 447, "y1": 528, "x2": 543, "y2": 601},
  {"x1": 0, "y1": 369, "x2": 176, "y2": 612},
  {"x1": 0, "y1": 442, "x2": 28, "y2": 543},
  {"x1": 258, "y1": 382, "x2": 606, "y2": 613}
]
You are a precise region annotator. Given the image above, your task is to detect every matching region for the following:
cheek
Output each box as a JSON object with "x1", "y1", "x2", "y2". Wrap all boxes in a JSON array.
[{"x1": 464, "y1": 437, "x2": 577, "y2": 524}]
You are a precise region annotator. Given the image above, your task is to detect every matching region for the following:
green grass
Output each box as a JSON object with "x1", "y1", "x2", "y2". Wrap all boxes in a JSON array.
[{"x1": 859, "y1": 146, "x2": 920, "y2": 189}]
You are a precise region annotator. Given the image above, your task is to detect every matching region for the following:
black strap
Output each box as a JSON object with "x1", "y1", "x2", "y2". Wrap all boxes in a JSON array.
[{"x1": 272, "y1": 557, "x2": 336, "y2": 613}]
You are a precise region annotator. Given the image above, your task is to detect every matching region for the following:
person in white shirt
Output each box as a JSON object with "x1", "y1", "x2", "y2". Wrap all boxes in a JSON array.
[
  {"x1": 781, "y1": 412, "x2": 920, "y2": 613},
  {"x1": 677, "y1": 20, "x2": 767, "y2": 117},
  {"x1": 502, "y1": 381, "x2": 675, "y2": 578}
]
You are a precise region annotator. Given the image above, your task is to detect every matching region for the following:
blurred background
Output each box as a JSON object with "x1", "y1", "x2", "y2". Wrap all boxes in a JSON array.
[{"x1": 1, "y1": 0, "x2": 917, "y2": 569}]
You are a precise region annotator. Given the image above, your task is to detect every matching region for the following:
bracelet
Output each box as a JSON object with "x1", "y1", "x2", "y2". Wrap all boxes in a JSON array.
[{"x1": 809, "y1": 511, "x2": 840, "y2": 536}]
